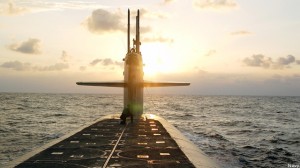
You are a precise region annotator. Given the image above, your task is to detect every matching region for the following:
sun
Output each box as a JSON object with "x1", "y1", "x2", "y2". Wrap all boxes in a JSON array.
[
  {"x1": 142, "y1": 44, "x2": 175, "y2": 77},
  {"x1": 143, "y1": 56, "x2": 161, "y2": 76}
]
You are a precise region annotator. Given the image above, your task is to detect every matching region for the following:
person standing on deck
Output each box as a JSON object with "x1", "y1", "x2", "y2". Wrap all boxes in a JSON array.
[{"x1": 120, "y1": 104, "x2": 133, "y2": 125}]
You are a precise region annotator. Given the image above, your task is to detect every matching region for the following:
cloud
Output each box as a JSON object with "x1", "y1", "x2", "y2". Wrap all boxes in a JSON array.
[
  {"x1": 243, "y1": 54, "x2": 298, "y2": 69},
  {"x1": 83, "y1": 9, "x2": 152, "y2": 34},
  {"x1": 230, "y1": 30, "x2": 252, "y2": 36},
  {"x1": 79, "y1": 66, "x2": 86, "y2": 71},
  {"x1": 113, "y1": 60, "x2": 123, "y2": 67},
  {"x1": 243, "y1": 54, "x2": 272, "y2": 68},
  {"x1": 102, "y1": 58, "x2": 114, "y2": 66},
  {"x1": 1, "y1": 61, "x2": 68, "y2": 71},
  {"x1": 61, "y1": 50, "x2": 71, "y2": 62},
  {"x1": 90, "y1": 59, "x2": 102, "y2": 66},
  {"x1": 34, "y1": 63, "x2": 69, "y2": 71},
  {"x1": 193, "y1": 0, "x2": 237, "y2": 9},
  {"x1": 142, "y1": 36, "x2": 174, "y2": 43},
  {"x1": 1, "y1": 61, "x2": 31, "y2": 71},
  {"x1": 164, "y1": 0, "x2": 175, "y2": 4},
  {"x1": 1, "y1": 1, "x2": 107, "y2": 15},
  {"x1": 8, "y1": 38, "x2": 41, "y2": 54},
  {"x1": 158, "y1": 0, "x2": 175, "y2": 5},
  {"x1": 90, "y1": 58, "x2": 123, "y2": 68},
  {"x1": 277, "y1": 55, "x2": 295, "y2": 65},
  {"x1": 129, "y1": 26, "x2": 151, "y2": 34},
  {"x1": 205, "y1": 49, "x2": 216, "y2": 57},
  {"x1": 29, "y1": 1, "x2": 105, "y2": 11},
  {"x1": 273, "y1": 55, "x2": 295, "y2": 69},
  {"x1": 140, "y1": 26, "x2": 152, "y2": 34},
  {"x1": 140, "y1": 8, "x2": 168, "y2": 19},
  {"x1": 0, "y1": 1, "x2": 28, "y2": 16},
  {"x1": 83, "y1": 9, "x2": 125, "y2": 34}
]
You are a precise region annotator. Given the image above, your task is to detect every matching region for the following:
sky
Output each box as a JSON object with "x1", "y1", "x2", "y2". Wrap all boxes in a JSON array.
[{"x1": 0, "y1": 0, "x2": 300, "y2": 96}]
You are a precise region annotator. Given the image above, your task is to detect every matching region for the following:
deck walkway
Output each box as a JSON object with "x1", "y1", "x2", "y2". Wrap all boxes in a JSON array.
[{"x1": 15, "y1": 115, "x2": 195, "y2": 168}]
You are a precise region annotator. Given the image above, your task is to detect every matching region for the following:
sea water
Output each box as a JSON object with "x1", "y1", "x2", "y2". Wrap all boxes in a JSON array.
[{"x1": 0, "y1": 93, "x2": 299, "y2": 168}]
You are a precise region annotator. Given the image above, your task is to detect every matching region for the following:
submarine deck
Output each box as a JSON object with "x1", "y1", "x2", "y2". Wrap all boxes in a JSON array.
[{"x1": 12, "y1": 114, "x2": 217, "y2": 168}]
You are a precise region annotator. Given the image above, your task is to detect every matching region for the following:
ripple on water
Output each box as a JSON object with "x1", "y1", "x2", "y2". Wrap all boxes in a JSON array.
[{"x1": 1, "y1": 94, "x2": 299, "y2": 168}]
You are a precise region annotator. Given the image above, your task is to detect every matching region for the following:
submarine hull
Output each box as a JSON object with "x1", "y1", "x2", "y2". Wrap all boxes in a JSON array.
[{"x1": 9, "y1": 114, "x2": 218, "y2": 168}]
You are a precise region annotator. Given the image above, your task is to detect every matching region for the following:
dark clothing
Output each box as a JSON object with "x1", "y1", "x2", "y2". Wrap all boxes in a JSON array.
[{"x1": 120, "y1": 107, "x2": 133, "y2": 124}]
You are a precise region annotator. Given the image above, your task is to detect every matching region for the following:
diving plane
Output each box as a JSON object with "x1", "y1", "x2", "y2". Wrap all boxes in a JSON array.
[{"x1": 76, "y1": 9, "x2": 190, "y2": 117}]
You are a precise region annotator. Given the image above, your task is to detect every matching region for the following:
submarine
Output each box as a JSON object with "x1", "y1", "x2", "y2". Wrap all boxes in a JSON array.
[{"x1": 9, "y1": 9, "x2": 219, "y2": 168}]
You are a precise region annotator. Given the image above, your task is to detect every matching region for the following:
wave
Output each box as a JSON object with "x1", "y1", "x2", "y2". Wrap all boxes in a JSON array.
[{"x1": 1, "y1": 93, "x2": 299, "y2": 168}]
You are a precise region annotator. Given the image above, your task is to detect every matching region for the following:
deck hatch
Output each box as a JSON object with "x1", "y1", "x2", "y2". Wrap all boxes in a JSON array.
[
  {"x1": 156, "y1": 141, "x2": 165, "y2": 144},
  {"x1": 51, "y1": 152, "x2": 63, "y2": 155},
  {"x1": 70, "y1": 141, "x2": 79, "y2": 143},
  {"x1": 160, "y1": 153, "x2": 170, "y2": 156},
  {"x1": 137, "y1": 155, "x2": 149, "y2": 159},
  {"x1": 138, "y1": 142, "x2": 147, "y2": 145},
  {"x1": 70, "y1": 154, "x2": 84, "y2": 158}
]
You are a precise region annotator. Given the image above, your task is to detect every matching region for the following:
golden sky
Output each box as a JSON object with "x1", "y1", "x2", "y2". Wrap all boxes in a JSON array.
[{"x1": 1, "y1": 0, "x2": 300, "y2": 95}]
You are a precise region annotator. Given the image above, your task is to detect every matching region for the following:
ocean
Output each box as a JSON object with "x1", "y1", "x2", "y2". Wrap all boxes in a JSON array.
[{"x1": 0, "y1": 93, "x2": 299, "y2": 168}]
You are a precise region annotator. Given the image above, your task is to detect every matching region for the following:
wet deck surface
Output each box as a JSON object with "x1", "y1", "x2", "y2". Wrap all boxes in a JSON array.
[{"x1": 16, "y1": 117, "x2": 195, "y2": 168}]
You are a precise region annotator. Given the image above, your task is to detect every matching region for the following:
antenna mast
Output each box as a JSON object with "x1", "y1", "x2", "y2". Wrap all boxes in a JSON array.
[
  {"x1": 136, "y1": 10, "x2": 140, "y2": 53},
  {"x1": 127, "y1": 9, "x2": 130, "y2": 53}
]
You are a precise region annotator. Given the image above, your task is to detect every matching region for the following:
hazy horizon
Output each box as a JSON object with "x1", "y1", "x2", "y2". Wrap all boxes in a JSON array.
[{"x1": 1, "y1": 91, "x2": 300, "y2": 97}]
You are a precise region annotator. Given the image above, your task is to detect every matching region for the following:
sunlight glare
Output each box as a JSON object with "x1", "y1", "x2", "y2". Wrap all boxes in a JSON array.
[{"x1": 142, "y1": 44, "x2": 176, "y2": 77}]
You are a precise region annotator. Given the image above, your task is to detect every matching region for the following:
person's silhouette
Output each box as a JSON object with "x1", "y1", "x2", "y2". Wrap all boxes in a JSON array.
[{"x1": 120, "y1": 104, "x2": 133, "y2": 125}]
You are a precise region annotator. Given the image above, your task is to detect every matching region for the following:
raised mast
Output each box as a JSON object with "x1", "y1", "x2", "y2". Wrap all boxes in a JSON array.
[
  {"x1": 136, "y1": 10, "x2": 140, "y2": 53},
  {"x1": 127, "y1": 9, "x2": 130, "y2": 53}
]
